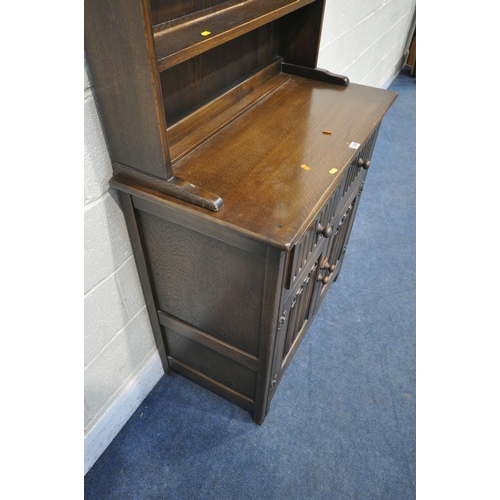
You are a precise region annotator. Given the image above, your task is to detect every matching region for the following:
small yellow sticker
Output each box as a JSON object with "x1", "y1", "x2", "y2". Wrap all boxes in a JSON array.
[
  {"x1": 329, "y1": 168, "x2": 338, "y2": 174},
  {"x1": 201, "y1": 31, "x2": 211, "y2": 36},
  {"x1": 301, "y1": 164, "x2": 311, "y2": 171}
]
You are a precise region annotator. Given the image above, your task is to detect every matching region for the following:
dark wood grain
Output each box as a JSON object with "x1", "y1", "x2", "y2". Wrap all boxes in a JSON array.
[
  {"x1": 129, "y1": 188, "x2": 268, "y2": 255},
  {"x1": 168, "y1": 78, "x2": 397, "y2": 248},
  {"x1": 119, "y1": 193, "x2": 171, "y2": 373},
  {"x1": 252, "y1": 246, "x2": 286, "y2": 424},
  {"x1": 164, "y1": 328, "x2": 257, "y2": 399},
  {"x1": 84, "y1": 0, "x2": 172, "y2": 179},
  {"x1": 269, "y1": 250, "x2": 322, "y2": 401},
  {"x1": 160, "y1": 23, "x2": 280, "y2": 123},
  {"x1": 112, "y1": 163, "x2": 224, "y2": 211},
  {"x1": 89, "y1": 0, "x2": 399, "y2": 424},
  {"x1": 111, "y1": 79, "x2": 396, "y2": 251},
  {"x1": 284, "y1": 179, "x2": 341, "y2": 290},
  {"x1": 167, "y1": 357, "x2": 255, "y2": 410},
  {"x1": 167, "y1": 59, "x2": 287, "y2": 161},
  {"x1": 282, "y1": 62, "x2": 349, "y2": 86},
  {"x1": 109, "y1": 175, "x2": 289, "y2": 250},
  {"x1": 137, "y1": 210, "x2": 267, "y2": 357},
  {"x1": 150, "y1": 0, "x2": 229, "y2": 26},
  {"x1": 153, "y1": 0, "x2": 315, "y2": 70},
  {"x1": 327, "y1": 183, "x2": 365, "y2": 285},
  {"x1": 158, "y1": 311, "x2": 259, "y2": 372},
  {"x1": 279, "y1": 0, "x2": 326, "y2": 68}
]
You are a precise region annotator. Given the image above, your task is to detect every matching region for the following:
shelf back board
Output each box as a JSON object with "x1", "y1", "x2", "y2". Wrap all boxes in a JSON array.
[{"x1": 152, "y1": 0, "x2": 317, "y2": 71}]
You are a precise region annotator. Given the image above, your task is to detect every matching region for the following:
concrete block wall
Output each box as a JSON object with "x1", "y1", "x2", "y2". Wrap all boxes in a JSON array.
[
  {"x1": 84, "y1": 60, "x2": 164, "y2": 474},
  {"x1": 84, "y1": 0, "x2": 415, "y2": 475},
  {"x1": 318, "y1": 0, "x2": 416, "y2": 89}
]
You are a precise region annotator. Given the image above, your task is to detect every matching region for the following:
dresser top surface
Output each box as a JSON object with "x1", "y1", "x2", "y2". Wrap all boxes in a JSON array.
[{"x1": 118, "y1": 76, "x2": 397, "y2": 249}]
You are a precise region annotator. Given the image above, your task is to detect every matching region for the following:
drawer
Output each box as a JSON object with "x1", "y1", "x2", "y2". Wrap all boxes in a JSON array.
[
  {"x1": 336, "y1": 125, "x2": 380, "y2": 211},
  {"x1": 284, "y1": 125, "x2": 380, "y2": 290},
  {"x1": 285, "y1": 182, "x2": 341, "y2": 290}
]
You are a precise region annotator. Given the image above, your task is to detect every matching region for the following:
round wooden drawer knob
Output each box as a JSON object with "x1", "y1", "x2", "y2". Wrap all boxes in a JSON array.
[
  {"x1": 316, "y1": 223, "x2": 332, "y2": 238},
  {"x1": 321, "y1": 259, "x2": 336, "y2": 273},
  {"x1": 317, "y1": 274, "x2": 330, "y2": 285},
  {"x1": 358, "y1": 157, "x2": 371, "y2": 170}
]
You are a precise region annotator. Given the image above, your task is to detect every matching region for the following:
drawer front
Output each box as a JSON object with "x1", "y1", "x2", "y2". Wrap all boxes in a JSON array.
[
  {"x1": 285, "y1": 125, "x2": 379, "y2": 290},
  {"x1": 337, "y1": 124, "x2": 380, "y2": 207},
  {"x1": 286, "y1": 183, "x2": 341, "y2": 290}
]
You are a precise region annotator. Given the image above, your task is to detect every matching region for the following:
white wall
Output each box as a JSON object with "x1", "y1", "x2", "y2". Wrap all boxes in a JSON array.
[
  {"x1": 83, "y1": 0, "x2": 415, "y2": 474},
  {"x1": 84, "y1": 60, "x2": 164, "y2": 474},
  {"x1": 318, "y1": 0, "x2": 416, "y2": 88}
]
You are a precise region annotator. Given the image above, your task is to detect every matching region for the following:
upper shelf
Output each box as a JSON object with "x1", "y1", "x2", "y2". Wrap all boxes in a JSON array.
[{"x1": 153, "y1": 0, "x2": 316, "y2": 71}]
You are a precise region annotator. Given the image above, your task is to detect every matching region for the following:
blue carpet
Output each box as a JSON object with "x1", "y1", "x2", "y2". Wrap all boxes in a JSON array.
[{"x1": 84, "y1": 69, "x2": 416, "y2": 499}]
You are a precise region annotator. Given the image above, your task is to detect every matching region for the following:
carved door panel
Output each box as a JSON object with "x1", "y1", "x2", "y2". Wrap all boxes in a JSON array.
[
  {"x1": 269, "y1": 256, "x2": 322, "y2": 399},
  {"x1": 325, "y1": 187, "x2": 362, "y2": 283}
]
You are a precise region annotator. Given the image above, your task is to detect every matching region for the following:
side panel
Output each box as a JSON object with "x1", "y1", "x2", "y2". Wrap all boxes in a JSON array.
[
  {"x1": 136, "y1": 209, "x2": 266, "y2": 357},
  {"x1": 85, "y1": 0, "x2": 172, "y2": 178},
  {"x1": 131, "y1": 198, "x2": 284, "y2": 419},
  {"x1": 279, "y1": 0, "x2": 326, "y2": 67}
]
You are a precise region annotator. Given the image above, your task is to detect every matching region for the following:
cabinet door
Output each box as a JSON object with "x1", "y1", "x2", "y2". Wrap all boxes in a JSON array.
[
  {"x1": 269, "y1": 256, "x2": 322, "y2": 399},
  {"x1": 324, "y1": 186, "x2": 362, "y2": 284},
  {"x1": 306, "y1": 183, "x2": 365, "y2": 325}
]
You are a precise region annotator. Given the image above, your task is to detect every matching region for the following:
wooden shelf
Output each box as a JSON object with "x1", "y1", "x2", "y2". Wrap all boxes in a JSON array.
[{"x1": 153, "y1": 0, "x2": 315, "y2": 71}]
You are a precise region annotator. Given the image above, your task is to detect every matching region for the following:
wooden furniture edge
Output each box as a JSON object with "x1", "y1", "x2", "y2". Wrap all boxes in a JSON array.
[
  {"x1": 154, "y1": 0, "x2": 316, "y2": 71},
  {"x1": 119, "y1": 192, "x2": 171, "y2": 373},
  {"x1": 158, "y1": 311, "x2": 259, "y2": 372},
  {"x1": 109, "y1": 175, "x2": 291, "y2": 251},
  {"x1": 281, "y1": 62, "x2": 349, "y2": 86},
  {"x1": 167, "y1": 357, "x2": 256, "y2": 411},
  {"x1": 112, "y1": 162, "x2": 224, "y2": 211},
  {"x1": 168, "y1": 58, "x2": 288, "y2": 162}
]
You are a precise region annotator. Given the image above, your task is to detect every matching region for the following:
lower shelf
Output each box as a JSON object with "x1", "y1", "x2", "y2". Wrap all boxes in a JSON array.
[
  {"x1": 159, "y1": 311, "x2": 258, "y2": 402},
  {"x1": 167, "y1": 356, "x2": 256, "y2": 412}
]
